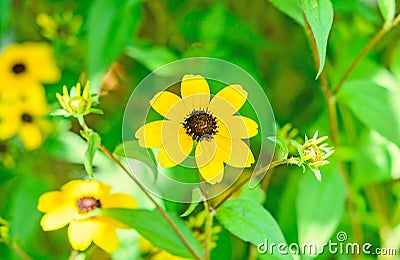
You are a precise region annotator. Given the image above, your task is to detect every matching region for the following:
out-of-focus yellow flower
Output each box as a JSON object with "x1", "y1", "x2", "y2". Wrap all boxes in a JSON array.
[
  {"x1": 37, "y1": 180, "x2": 137, "y2": 253},
  {"x1": 36, "y1": 11, "x2": 82, "y2": 46},
  {"x1": 0, "y1": 94, "x2": 51, "y2": 150},
  {"x1": 0, "y1": 140, "x2": 16, "y2": 169},
  {"x1": 53, "y1": 81, "x2": 103, "y2": 118},
  {"x1": 135, "y1": 75, "x2": 258, "y2": 184},
  {"x1": 140, "y1": 238, "x2": 190, "y2": 260},
  {"x1": 0, "y1": 42, "x2": 60, "y2": 89}
]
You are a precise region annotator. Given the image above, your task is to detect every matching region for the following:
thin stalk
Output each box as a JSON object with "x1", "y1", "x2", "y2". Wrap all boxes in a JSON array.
[
  {"x1": 214, "y1": 160, "x2": 290, "y2": 210},
  {"x1": 203, "y1": 209, "x2": 215, "y2": 260},
  {"x1": 304, "y1": 20, "x2": 363, "y2": 246},
  {"x1": 76, "y1": 115, "x2": 200, "y2": 259},
  {"x1": 3, "y1": 241, "x2": 32, "y2": 260},
  {"x1": 98, "y1": 144, "x2": 201, "y2": 260},
  {"x1": 333, "y1": 14, "x2": 400, "y2": 96}
]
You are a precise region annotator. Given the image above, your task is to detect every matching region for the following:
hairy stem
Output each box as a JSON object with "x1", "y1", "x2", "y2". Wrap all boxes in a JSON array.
[{"x1": 333, "y1": 14, "x2": 400, "y2": 95}]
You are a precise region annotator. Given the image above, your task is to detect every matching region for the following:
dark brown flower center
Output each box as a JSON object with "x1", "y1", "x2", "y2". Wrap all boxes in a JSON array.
[
  {"x1": 21, "y1": 113, "x2": 33, "y2": 123},
  {"x1": 77, "y1": 197, "x2": 101, "y2": 213},
  {"x1": 12, "y1": 63, "x2": 26, "y2": 74},
  {"x1": 183, "y1": 110, "x2": 218, "y2": 142}
]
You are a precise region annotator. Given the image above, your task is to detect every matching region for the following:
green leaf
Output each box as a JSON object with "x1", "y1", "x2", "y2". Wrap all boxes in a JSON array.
[
  {"x1": 216, "y1": 198, "x2": 291, "y2": 259},
  {"x1": 296, "y1": 165, "x2": 346, "y2": 250},
  {"x1": 0, "y1": 0, "x2": 11, "y2": 37},
  {"x1": 337, "y1": 79, "x2": 400, "y2": 147},
  {"x1": 268, "y1": 136, "x2": 289, "y2": 160},
  {"x1": 378, "y1": 0, "x2": 396, "y2": 25},
  {"x1": 88, "y1": 0, "x2": 142, "y2": 93},
  {"x1": 180, "y1": 188, "x2": 204, "y2": 217},
  {"x1": 125, "y1": 45, "x2": 178, "y2": 75},
  {"x1": 268, "y1": 0, "x2": 305, "y2": 26},
  {"x1": 98, "y1": 208, "x2": 203, "y2": 258},
  {"x1": 113, "y1": 141, "x2": 158, "y2": 178},
  {"x1": 81, "y1": 130, "x2": 101, "y2": 177},
  {"x1": 302, "y1": 0, "x2": 334, "y2": 78},
  {"x1": 353, "y1": 130, "x2": 400, "y2": 187}
]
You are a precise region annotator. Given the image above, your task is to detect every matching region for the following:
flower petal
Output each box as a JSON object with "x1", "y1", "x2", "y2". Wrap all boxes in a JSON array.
[
  {"x1": 18, "y1": 124, "x2": 43, "y2": 150},
  {"x1": 68, "y1": 220, "x2": 96, "y2": 251},
  {"x1": 135, "y1": 121, "x2": 164, "y2": 148},
  {"x1": 37, "y1": 191, "x2": 64, "y2": 213},
  {"x1": 150, "y1": 91, "x2": 185, "y2": 121},
  {"x1": 61, "y1": 180, "x2": 111, "y2": 200},
  {"x1": 101, "y1": 193, "x2": 137, "y2": 209},
  {"x1": 217, "y1": 116, "x2": 258, "y2": 139},
  {"x1": 208, "y1": 85, "x2": 248, "y2": 118},
  {"x1": 93, "y1": 220, "x2": 119, "y2": 253},
  {"x1": 40, "y1": 206, "x2": 78, "y2": 231},
  {"x1": 180, "y1": 75, "x2": 210, "y2": 110},
  {"x1": 158, "y1": 124, "x2": 193, "y2": 167},
  {"x1": 195, "y1": 139, "x2": 224, "y2": 184},
  {"x1": 225, "y1": 139, "x2": 255, "y2": 168}
]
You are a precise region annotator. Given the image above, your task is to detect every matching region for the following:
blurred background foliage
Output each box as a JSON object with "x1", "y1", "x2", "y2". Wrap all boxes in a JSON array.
[{"x1": 1, "y1": 0, "x2": 400, "y2": 259}]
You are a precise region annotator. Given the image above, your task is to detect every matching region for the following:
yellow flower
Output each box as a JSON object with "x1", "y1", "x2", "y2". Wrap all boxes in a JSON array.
[
  {"x1": 0, "y1": 92, "x2": 51, "y2": 150},
  {"x1": 0, "y1": 42, "x2": 60, "y2": 89},
  {"x1": 140, "y1": 238, "x2": 190, "y2": 260},
  {"x1": 135, "y1": 75, "x2": 258, "y2": 184},
  {"x1": 36, "y1": 11, "x2": 82, "y2": 46},
  {"x1": 37, "y1": 179, "x2": 137, "y2": 253},
  {"x1": 54, "y1": 81, "x2": 103, "y2": 117}
]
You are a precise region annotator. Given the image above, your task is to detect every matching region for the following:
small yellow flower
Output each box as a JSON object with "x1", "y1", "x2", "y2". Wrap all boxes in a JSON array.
[
  {"x1": 37, "y1": 179, "x2": 137, "y2": 253},
  {"x1": 140, "y1": 238, "x2": 190, "y2": 260},
  {"x1": 36, "y1": 11, "x2": 82, "y2": 46},
  {"x1": 54, "y1": 81, "x2": 103, "y2": 117},
  {"x1": 0, "y1": 93, "x2": 51, "y2": 150},
  {"x1": 135, "y1": 75, "x2": 258, "y2": 184},
  {"x1": 290, "y1": 131, "x2": 334, "y2": 181},
  {"x1": 0, "y1": 42, "x2": 60, "y2": 88}
]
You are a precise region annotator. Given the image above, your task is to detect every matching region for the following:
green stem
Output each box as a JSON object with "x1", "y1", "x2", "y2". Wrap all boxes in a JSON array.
[
  {"x1": 203, "y1": 209, "x2": 215, "y2": 260},
  {"x1": 304, "y1": 19, "x2": 364, "y2": 247},
  {"x1": 213, "y1": 159, "x2": 291, "y2": 210},
  {"x1": 77, "y1": 115, "x2": 89, "y2": 131},
  {"x1": 76, "y1": 115, "x2": 200, "y2": 260},
  {"x1": 3, "y1": 240, "x2": 32, "y2": 260},
  {"x1": 98, "y1": 144, "x2": 201, "y2": 260},
  {"x1": 332, "y1": 14, "x2": 400, "y2": 96}
]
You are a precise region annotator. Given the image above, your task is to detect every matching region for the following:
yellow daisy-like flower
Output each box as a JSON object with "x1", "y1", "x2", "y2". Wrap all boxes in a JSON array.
[
  {"x1": 0, "y1": 42, "x2": 60, "y2": 89},
  {"x1": 135, "y1": 75, "x2": 258, "y2": 184},
  {"x1": 0, "y1": 92, "x2": 51, "y2": 150},
  {"x1": 37, "y1": 179, "x2": 137, "y2": 253},
  {"x1": 36, "y1": 11, "x2": 82, "y2": 46}
]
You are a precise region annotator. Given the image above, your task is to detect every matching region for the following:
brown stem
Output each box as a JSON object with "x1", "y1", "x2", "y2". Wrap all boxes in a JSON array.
[
  {"x1": 332, "y1": 14, "x2": 400, "y2": 95},
  {"x1": 304, "y1": 20, "x2": 364, "y2": 247},
  {"x1": 98, "y1": 144, "x2": 201, "y2": 260}
]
